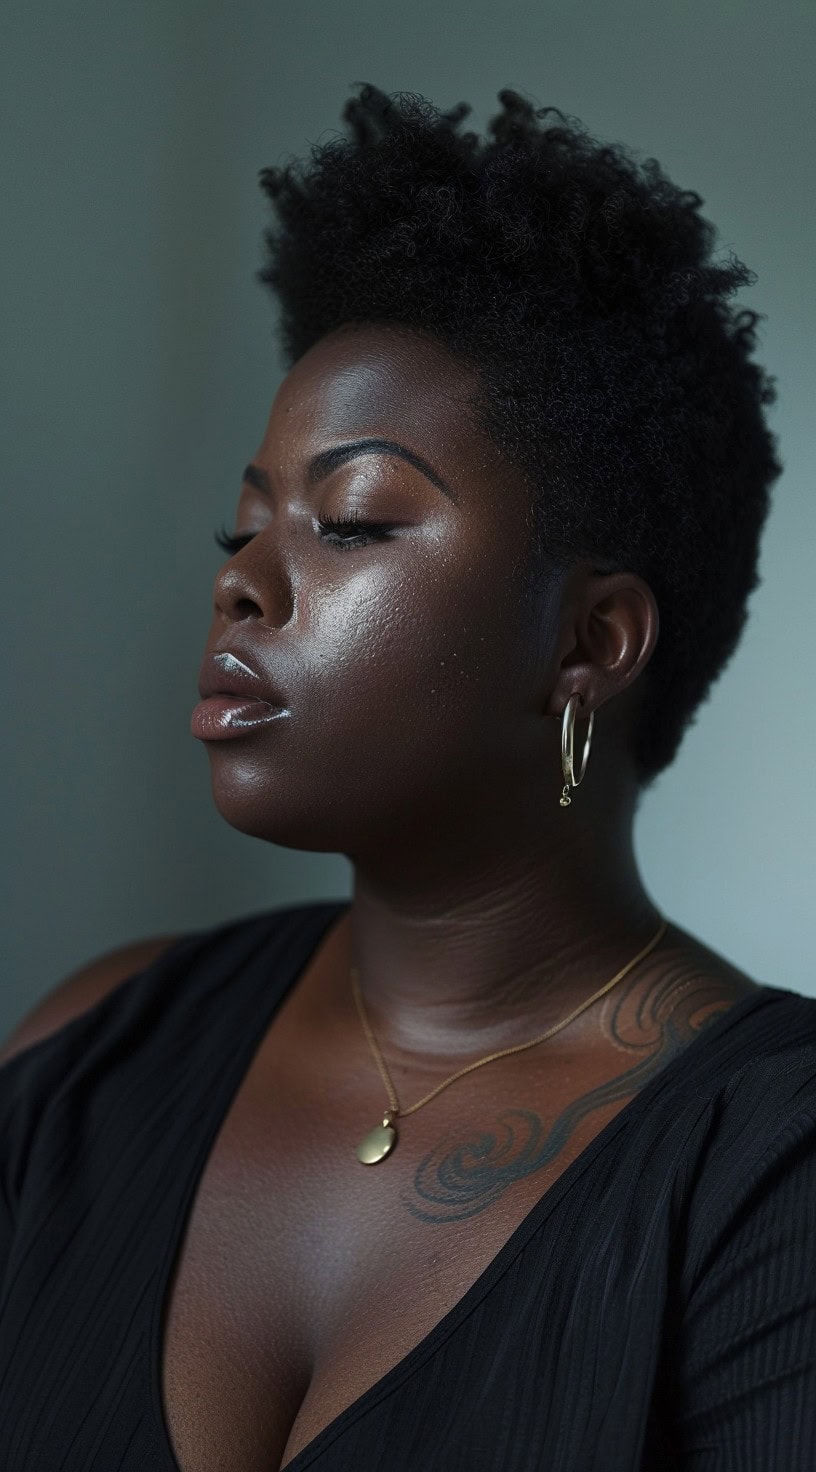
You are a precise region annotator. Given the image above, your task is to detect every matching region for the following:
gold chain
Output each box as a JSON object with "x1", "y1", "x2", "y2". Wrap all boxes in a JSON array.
[{"x1": 351, "y1": 919, "x2": 668, "y2": 1119}]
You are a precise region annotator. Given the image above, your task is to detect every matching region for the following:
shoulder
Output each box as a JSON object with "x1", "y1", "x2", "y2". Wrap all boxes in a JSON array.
[
  {"x1": 667, "y1": 992, "x2": 816, "y2": 1453},
  {"x1": 716, "y1": 984, "x2": 816, "y2": 1098},
  {"x1": 676, "y1": 986, "x2": 816, "y2": 1275},
  {"x1": 0, "y1": 899, "x2": 339, "y2": 1073},
  {"x1": 0, "y1": 933, "x2": 182, "y2": 1068},
  {"x1": 685, "y1": 984, "x2": 816, "y2": 1142},
  {"x1": 710, "y1": 991, "x2": 816, "y2": 1167},
  {"x1": 0, "y1": 901, "x2": 338, "y2": 1216}
]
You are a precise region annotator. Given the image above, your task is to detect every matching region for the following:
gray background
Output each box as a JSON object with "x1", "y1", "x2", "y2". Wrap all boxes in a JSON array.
[{"x1": 3, "y1": 0, "x2": 814, "y2": 1035}]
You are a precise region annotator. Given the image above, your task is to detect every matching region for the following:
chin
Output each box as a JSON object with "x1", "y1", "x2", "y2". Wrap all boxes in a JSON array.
[{"x1": 204, "y1": 762, "x2": 354, "y2": 854}]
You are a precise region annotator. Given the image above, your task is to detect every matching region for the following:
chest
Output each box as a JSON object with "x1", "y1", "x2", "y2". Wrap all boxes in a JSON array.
[{"x1": 157, "y1": 1024, "x2": 634, "y2": 1472}]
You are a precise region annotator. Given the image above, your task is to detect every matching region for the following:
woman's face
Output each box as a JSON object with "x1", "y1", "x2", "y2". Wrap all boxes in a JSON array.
[{"x1": 195, "y1": 322, "x2": 574, "y2": 859}]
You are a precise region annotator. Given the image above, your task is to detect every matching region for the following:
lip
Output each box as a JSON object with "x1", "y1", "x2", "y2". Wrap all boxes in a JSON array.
[
  {"x1": 190, "y1": 694, "x2": 289, "y2": 741},
  {"x1": 192, "y1": 644, "x2": 291, "y2": 742},
  {"x1": 197, "y1": 646, "x2": 288, "y2": 706}
]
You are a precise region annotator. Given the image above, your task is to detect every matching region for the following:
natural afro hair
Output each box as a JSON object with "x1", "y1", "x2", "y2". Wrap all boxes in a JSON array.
[{"x1": 256, "y1": 82, "x2": 783, "y2": 786}]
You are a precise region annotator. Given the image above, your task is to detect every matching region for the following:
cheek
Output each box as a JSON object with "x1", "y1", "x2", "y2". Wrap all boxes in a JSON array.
[
  {"x1": 300, "y1": 546, "x2": 537, "y2": 760},
  {"x1": 201, "y1": 546, "x2": 555, "y2": 850}
]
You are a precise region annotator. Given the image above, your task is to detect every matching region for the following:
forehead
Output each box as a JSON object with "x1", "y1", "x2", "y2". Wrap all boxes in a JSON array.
[{"x1": 258, "y1": 323, "x2": 515, "y2": 498}]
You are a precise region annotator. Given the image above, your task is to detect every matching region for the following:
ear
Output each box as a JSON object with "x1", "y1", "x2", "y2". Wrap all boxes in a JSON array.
[{"x1": 546, "y1": 569, "x2": 659, "y2": 718}]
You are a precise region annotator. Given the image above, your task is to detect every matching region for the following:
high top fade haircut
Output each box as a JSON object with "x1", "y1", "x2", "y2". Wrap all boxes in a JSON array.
[{"x1": 256, "y1": 83, "x2": 783, "y2": 787}]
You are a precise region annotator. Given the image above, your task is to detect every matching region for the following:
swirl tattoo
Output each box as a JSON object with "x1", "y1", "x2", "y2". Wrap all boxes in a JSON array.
[{"x1": 401, "y1": 956, "x2": 745, "y2": 1223}]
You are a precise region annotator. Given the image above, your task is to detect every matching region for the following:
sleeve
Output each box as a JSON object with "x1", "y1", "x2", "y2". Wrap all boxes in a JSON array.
[
  {"x1": 0, "y1": 1034, "x2": 77, "y2": 1290},
  {"x1": 0, "y1": 1164, "x2": 13, "y2": 1273},
  {"x1": 675, "y1": 1054, "x2": 816, "y2": 1469},
  {"x1": 0, "y1": 1054, "x2": 28, "y2": 1283}
]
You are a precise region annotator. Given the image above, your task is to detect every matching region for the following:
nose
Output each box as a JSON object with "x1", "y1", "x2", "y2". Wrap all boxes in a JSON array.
[{"x1": 213, "y1": 542, "x2": 295, "y2": 629}]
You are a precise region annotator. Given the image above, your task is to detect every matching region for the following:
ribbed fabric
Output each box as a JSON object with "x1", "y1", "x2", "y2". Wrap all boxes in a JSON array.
[{"x1": 0, "y1": 899, "x2": 815, "y2": 1471}]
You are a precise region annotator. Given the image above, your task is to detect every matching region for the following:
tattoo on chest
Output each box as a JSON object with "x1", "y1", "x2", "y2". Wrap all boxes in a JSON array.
[{"x1": 402, "y1": 961, "x2": 741, "y2": 1223}]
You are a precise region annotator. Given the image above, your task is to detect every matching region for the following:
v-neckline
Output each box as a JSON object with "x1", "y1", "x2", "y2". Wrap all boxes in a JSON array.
[{"x1": 149, "y1": 900, "x2": 782, "y2": 1472}]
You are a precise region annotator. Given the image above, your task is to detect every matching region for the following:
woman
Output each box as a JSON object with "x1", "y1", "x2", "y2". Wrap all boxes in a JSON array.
[{"x1": 1, "y1": 83, "x2": 814, "y2": 1471}]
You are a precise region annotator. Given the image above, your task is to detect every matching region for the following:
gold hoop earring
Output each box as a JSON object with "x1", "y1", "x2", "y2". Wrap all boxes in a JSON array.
[{"x1": 560, "y1": 692, "x2": 594, "y2": 807}]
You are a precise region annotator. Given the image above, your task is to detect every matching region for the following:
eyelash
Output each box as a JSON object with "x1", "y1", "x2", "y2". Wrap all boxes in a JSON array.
[{"x1": 213, "y1": 516, "x2": 391, "y2": 557}]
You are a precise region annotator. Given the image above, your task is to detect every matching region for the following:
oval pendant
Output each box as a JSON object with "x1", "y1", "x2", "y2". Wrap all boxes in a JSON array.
[{"x1": 355, "y1": 1118, "x2": 398, "y2": 1165}]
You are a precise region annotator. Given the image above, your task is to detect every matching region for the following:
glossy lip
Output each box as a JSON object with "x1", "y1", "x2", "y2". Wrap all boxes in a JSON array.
[{"x1": 197, "y1": 647, "x2": 288, "y2": 709}]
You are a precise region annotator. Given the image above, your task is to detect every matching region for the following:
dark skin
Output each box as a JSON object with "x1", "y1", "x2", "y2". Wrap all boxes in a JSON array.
[{"x1": 164, "y1": 320, "x2": 760, "y2": 1470}]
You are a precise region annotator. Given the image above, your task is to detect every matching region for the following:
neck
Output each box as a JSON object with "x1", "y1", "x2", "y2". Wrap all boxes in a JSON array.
[{"x1": 332, "y1": 794, "x2": 663, "y2": 1061}]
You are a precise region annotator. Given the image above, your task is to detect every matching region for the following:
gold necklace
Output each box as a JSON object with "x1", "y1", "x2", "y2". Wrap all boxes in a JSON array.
[{"x1": 351, "y1": 918, "x2": 668, "y2": 1164}]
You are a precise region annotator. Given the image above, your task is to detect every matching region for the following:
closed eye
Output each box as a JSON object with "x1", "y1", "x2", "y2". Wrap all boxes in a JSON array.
[
  {"x1": 313, "y1": 515, "x2": 393, "y2": 550},
  {"x1": 213, "y1": 517, "x2": 393, "y2": 557}
]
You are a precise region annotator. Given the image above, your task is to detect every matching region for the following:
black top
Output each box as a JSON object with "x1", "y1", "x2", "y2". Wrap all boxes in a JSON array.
[{"x1": 1, "y1": 900, "x2": 815, "y2": 1471}]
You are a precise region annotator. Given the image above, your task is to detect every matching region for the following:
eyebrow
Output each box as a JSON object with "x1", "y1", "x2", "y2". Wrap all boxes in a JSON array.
[{"x1": 241, "y1": 437, "x2": 456, "y2": 503}]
